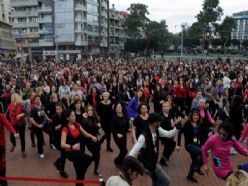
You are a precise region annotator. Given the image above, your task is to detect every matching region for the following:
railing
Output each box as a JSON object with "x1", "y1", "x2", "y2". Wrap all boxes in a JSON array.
[
  {"x1": 11, "y1": 0, "x2": 38, "y2": 7},
  {"x1": 38, "y1": 7, "x2": 52, "y2": 12},
  {"x1": 38, "y1": 17, "x2": 52, "y2": 23},
  {"x1": 11, "y1": 11, "x2": 38, "y2": 17}
]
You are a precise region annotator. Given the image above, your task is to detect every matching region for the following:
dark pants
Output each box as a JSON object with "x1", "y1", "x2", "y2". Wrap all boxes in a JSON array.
[
  {"x1": 42, "y1": 122, "x2": 54, "y2": 145},
  {"x1": 10, "y1": 124, "x2": 26, "y2": 152},
  {"x1": 66, "y1": 151, "x2": 92, "y2": 186},
  {"x1": 186, "y1": 144, "x2": 203, "y2": 178},
  {"x1": 113, "y1": 134, "x2": 127, "y2": 167},
  {"x1": 175, "y1": 97, "x2": 185, "y2": 112},
  {"x1": 85, "y1": 139, "x2": 100, "y2": 171},
  {"x1": 0, "y1": 145, "x2": 7, "y2": 186},
  {"x1": 33, "y1": 127, "x2": 44, "y2": 154},
  {"x1": 161, "y1": 138, "x2": 176, "y2": 160},
  {"x1": 54, "y1": 138, "x2": 66, "y2": 171},
  {"x1": 99, "y1": 127, "x2": 111, "y2": 149}
]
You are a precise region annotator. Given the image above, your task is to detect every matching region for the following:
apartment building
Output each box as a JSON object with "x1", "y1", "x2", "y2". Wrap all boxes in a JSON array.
[
  {"x1": 10, "y1": 0, "x2": 109, "y2": 61},
  {"x1": 0, "y1": 0, "x2": 16, "y2": 61},
  {"x1": 108, "y1": 4, "x2": 127, "y2": 57},
  {"x1": 232, "y1": 11, "x2": 248, "y2": 41}
]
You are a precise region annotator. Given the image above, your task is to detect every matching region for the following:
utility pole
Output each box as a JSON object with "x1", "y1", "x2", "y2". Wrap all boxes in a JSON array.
[
  {"x1": 180, "y1": 23, "x2": 185, "y2": 62},
  {"x1": 55, "y1": 34, "x2": 58, "y2": 62}
]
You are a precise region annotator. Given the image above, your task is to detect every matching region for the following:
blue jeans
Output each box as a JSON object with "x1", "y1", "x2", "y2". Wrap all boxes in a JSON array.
[{"x1": 152, "y1": 164, "x2": 170, "y2": 186}]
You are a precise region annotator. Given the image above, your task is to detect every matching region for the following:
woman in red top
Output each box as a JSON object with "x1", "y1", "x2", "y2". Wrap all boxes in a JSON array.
[
  {"x1": 61, "y1": 109, "x2": 97, "y2": 186},
  {"x1": 8, "y1": 93, "x2": 27, "y2": 158},
  {"x1": 173, "y1": 78, "x2": 186, "y2": 113},
  {"x1": 0, "y1": 105, "x2": 18, "y2": 186}
]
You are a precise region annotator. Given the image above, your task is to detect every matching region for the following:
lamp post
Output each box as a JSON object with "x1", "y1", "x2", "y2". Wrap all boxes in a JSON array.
[
  {"x1": 55, "y1": 34, "x2": 59, "y2": 62},
  {"x1": 180, "y1": 23, "x2": 185, "y2": 62}
]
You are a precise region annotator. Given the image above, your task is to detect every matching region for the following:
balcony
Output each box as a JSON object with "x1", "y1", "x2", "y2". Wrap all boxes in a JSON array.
[
  {"x1": 75, "y1": 40, "x2": 87, "y2": 46},
  {"x1": 75, "y1": 4, "x2": 87, "y2": 11},
  {"x1": 11, "y1": 11, "x2": 38, "y2": 18},
  {"x1": 11, "y1": 0, "x2": 38, "y2": 7},
  {"x1": 39, "y1": 39, "x2": 53, "y2": 46},
  {"x1": 39, "y1": 29, "x2": 53, "y2": 34},
  {"x1": 38, "y1": 17, "x2": 52, "y2": 23},
  {"x1": 27, "y1": 42, "x2": 39, "y2": 47},
  {"x1": 75, "y1": 17, "x2": 87, "y2": 23},
  {"x1": 38, "y1": 7, "x2": 52, "y2": 13},
  {"x1": 13, "y1": 22, "x2": 39, "y2": 28}
]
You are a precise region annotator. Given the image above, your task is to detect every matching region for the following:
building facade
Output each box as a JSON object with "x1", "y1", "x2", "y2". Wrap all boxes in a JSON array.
[
  {"x1": 10, "y1": 0, "x2": 109, "y2": 61},
  {"x1": 0, "y1": 0, "x2": 16, "y2": 61},
  {"x1": 232, "y1": 11, "x2": 248, "y2": 41},
  {"x1": 108, "y1": 4, "x2": 127, "y2": 57}
]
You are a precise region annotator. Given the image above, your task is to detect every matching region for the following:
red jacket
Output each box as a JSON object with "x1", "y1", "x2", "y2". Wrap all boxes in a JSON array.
[
  {"x1": 173, "y1": 85, "x2": 186, "y2": 98},
  {"x1": 8, "y1": 103, "x2": 26, "y2": 125},
  {"x1": 0, "y1": 114, "x2": 16, "y2": 145}
]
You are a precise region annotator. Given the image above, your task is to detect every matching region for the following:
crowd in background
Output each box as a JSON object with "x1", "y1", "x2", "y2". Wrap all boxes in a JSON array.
[{"x1": 0, "y1": 57, "x2": 248, "y2": 186}]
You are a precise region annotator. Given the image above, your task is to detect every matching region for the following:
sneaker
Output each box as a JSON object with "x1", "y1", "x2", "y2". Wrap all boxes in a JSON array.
[
  {"x1": 94, "y1": 170, "x2": 102, "y2": 177},
  {"x1": 39, "y1": 154, "x2": 45, "y2": 159},
  {"x1": 53, "y1": 161, "x2": 61, "y2": 171},
  {"x1": 50, "y1": 144, "x2": 56, "y2": 150},
  {"x1": 21, "y1": 152, "x2": 27, "y2": 158},
  {"x1": 10, "y1": 146, "x2": 15, "y2": 153},
  {"x1": 187, "y1": 176, "x2": 198, "y2": 183},
  {"x1": 59, "y1": 171, "x2": 68, "y2": 178}
]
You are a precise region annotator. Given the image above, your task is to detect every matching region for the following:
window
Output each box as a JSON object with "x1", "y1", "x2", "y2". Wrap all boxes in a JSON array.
[{"x1": 18, "y1": 18, "x2": 26, "y2": 23}]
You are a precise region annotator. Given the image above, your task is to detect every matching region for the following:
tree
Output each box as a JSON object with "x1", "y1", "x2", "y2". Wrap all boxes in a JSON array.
[
  {"x1": 231, "y1": 39, "x2": 240, "y2": 47},
  {"x1": 242, "y1": 40, "x2": 248, "y2": 48},
  {"x1": 184, "y1": 22, "x2": 202, "y2": 48},
  {"x1": 216, "y1": 16, "x2": 236, "y2": 54},
  {"x1": 197, "y1": 0, "x2": 223, "y2": 50},
  {"x1": 145, "y1": 20, "x2": 169, "y2": 53},
  {"x1": 123, "y1": 4, "x2": 150, "y2": 39}
]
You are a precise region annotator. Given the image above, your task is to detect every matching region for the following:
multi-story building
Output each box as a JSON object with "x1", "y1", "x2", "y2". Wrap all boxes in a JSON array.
[
  {"x1": 232, "y1": 11, "x2": 248, "y2": 41},
  {"x1": 10, "y1": 0, "x2": 109, "y2": 61},
  {"x1": 0, "y1": 0, "x2": 16, "y2": 61},
  {"x1": 108, "y1": 4, "x2": 127, "y2": 57}
]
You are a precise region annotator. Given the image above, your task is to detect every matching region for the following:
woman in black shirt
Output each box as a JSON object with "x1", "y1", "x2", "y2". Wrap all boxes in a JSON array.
[
  {"x1": 111, "y1": 102, "x2": 129, "y2": 168},
  {"x1": 82, "y1": 105, "x2": 101, "y2": 176},
  {"x1": 132, "y1": 103, "x2": 149, "y2": 143},
  {"x1": 52, "y1": 103, "x2": 68, "y2": 178},
  {"x1": 97, "y1": 91, "x2": 114, "y2": 152},
  {"x1": 159, "y1": 101, "x2": 180, "y2": 166},
  {"x1": 177, "y1": 109, "x2": 204, "y2": 183}
]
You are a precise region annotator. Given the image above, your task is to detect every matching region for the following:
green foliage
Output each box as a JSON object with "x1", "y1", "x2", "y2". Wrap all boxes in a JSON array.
[
  {"x1": 231, "y1": 39, "x2": 240, "y2": 46},
  {"x1": 123, "y1": 3, "x2": 150, "y2": 39},
  {"x1": 242, "y1": 40, "x2": 248, "y2": 48},
  {"x1": 197, "y1": 0, "x2": 223, "y2": 48}
]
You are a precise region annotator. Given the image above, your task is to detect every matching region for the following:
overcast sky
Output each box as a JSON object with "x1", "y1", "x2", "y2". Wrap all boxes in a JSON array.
[{"x1": 109, "y1": 0, "x2": 247, "y2": 33}]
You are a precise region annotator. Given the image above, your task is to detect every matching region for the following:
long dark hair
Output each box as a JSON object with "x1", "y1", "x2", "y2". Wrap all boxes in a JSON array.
[
  {"x1": 61, "y1": 109, "x2": 74, "y2": 128},
  {"x1": 218, "y1": 121, "x2": 234, "y2": 140}
]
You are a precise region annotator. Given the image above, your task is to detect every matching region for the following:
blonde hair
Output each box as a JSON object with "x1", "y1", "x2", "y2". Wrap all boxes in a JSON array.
[
  {"x1": 226, "y1": 170, "x2": 248, "y2": 186},
  {"x1": 11, "y1": 93, "x2": 23, "y2": 104},
  {"x1": 102, "y1": 91, "x2": 110, "y2": 98}
]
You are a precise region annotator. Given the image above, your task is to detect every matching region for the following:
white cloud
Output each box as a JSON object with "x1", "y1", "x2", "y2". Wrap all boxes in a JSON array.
[{"x1": 110, "y1": 0, "x2": 248, "y2": 33}]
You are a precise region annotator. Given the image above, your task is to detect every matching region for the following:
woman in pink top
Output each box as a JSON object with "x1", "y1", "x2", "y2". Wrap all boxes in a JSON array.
[{"x1": 202, "y1": 121, "x2": 248, "y2": 180}]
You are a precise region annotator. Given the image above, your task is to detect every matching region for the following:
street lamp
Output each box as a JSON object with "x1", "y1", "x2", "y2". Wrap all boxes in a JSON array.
[
  {"x1": 55, "y1": 34, "x2": 59, "y2": 62},
  {"x1": 180, "y1": 23, "x2": 186, "y2": 62}
]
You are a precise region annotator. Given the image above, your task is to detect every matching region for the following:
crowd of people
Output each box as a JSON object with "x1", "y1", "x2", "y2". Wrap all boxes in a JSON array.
[{"x1": 0, "y1": 57, "x2": 248, "y2": 186}]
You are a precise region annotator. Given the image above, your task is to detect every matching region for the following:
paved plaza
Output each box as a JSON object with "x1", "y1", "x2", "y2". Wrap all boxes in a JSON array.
[{"x1": 5, "y1": 129, "x2": 248, "y2": 186}]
